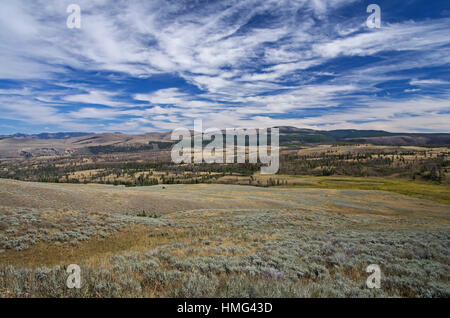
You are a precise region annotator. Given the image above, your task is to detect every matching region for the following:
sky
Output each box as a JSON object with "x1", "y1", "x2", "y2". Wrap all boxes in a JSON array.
[{"x1": 0, "y1": 0, "x2": 449, "y2": 134}]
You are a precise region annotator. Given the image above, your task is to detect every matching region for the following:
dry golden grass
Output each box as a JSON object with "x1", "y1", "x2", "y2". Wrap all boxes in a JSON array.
[{"x1": 0, "y1": 220, "x2": 260, "y2": 269}]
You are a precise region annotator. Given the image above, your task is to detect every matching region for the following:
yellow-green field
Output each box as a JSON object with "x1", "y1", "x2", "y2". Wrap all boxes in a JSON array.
[
  {"x1": 282, "y1": 176, "x2": 450, "y2": 205},
  {"x1": 218, "y1": 174, "x2": 450, "y2": 205}
]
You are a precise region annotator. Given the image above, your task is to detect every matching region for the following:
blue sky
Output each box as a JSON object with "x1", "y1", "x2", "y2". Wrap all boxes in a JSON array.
[{"x1": 0, "y1": 0, "x2": 449, "y2": 134}]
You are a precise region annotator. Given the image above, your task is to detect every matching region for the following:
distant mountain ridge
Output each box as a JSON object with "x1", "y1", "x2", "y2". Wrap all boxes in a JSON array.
[
  {"x1": 275, "y1": 127, "x2": 450, "y2": 146},
  {"x1": 0, "y1": 132, "x2": 93, "y2": 140},
  {"x1": 2, "y1": 127, "x2": 449, "y2": 138},
  {"x1": 0, "y1": 127, "x2": 449, "y2": 159}
]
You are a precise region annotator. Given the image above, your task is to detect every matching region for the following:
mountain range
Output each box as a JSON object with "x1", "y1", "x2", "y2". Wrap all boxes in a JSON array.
[{"x1": 0, "y1": 127, "x2": 449, "y2": 158}]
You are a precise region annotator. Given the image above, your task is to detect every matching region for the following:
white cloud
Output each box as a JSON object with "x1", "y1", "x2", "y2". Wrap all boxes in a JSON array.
[
  {"x1": 410, "y1": 79, "x2": 450, "y2": 86},
  {"x1": 64, "y1": 90, "x2": 124, "y2": 107}
]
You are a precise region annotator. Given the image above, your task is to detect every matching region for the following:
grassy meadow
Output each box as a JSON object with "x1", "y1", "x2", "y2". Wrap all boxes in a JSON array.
[{"x1": 0, "y1": 179, "x2": 448, "y2": 297}]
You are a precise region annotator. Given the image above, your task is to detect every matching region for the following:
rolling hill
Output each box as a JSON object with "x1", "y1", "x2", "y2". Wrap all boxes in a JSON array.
[{"x1": 0, "y1": 127, "x2": 449, "y2": 158}]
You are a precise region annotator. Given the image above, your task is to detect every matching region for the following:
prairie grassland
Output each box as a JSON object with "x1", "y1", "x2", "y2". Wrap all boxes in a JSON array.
[
  {"x1": 218, "y1": 174, "x2": 450, "y2": 205},
  {"x1": 0, "y1": 179, "x2": 449, "y2": 298}
]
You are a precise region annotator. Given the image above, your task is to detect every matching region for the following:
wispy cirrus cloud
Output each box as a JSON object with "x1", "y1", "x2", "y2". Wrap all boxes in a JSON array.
[{"x1": 0, "y1": 0, "x2": 449, "y2": 133}]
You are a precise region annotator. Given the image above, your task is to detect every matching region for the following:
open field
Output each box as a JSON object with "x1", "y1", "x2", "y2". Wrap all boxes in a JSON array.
[
  {"x1": 218, "y1": 175, "x2": 450, "y2": 205},
  {"x1": 0, "y1": 179, "x2": 449, "y2": 297}
]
